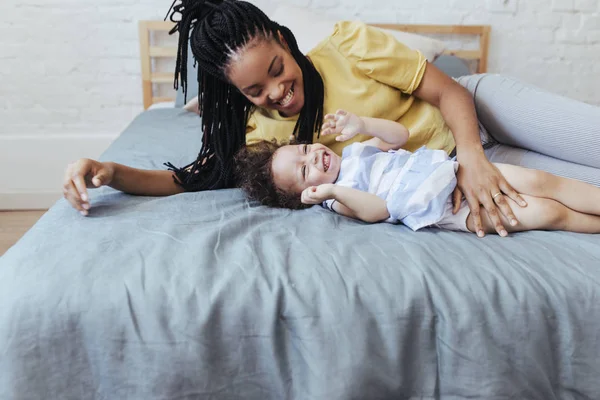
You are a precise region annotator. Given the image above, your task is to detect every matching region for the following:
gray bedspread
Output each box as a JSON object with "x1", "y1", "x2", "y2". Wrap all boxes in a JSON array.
[{"x1": 1, "y1": 109, "x2": 600, "y2": 400}]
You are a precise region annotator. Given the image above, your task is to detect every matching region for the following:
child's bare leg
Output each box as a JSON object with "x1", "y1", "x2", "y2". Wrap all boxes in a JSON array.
[
  {"x1": 494, "y1": 163, "x2": 600, "y2": 215},
  {"x1": 466, "y1": 195, "x2": 600, "y2": 234}
]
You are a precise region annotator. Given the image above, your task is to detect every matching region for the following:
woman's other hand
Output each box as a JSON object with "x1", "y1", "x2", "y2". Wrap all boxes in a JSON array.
[{"x1": 453, "y1": 152, "x2": 527, "y2": 237}]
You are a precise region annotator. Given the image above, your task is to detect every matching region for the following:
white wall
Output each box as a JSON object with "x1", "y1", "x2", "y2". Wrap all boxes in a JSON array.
[
  {"x1": 1, "y1": 0, "x2": 599, "y2": 209},
  {"x1": 0, "y1": 0, "x2": 171, "y2": 209}
]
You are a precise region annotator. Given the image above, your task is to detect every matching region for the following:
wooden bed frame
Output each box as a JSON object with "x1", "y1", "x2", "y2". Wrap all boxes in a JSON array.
[{"x1": 138, "y1": 21, "x2": 491, "y2": 110}]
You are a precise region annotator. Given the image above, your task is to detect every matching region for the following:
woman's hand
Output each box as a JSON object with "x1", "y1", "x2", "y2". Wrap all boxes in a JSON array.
[
  {"x1": 321, "y1": 109, "x2": 365, "y2": 142},
  {"x1": 454, "y1": 152, "x2": 527, "y2": 237},
  {"x1": 301, "y1": 184, "x2": 336, "y2": 205},
  {"x1": 63, "y1": 159, "x2": 115, "y2": 216}
]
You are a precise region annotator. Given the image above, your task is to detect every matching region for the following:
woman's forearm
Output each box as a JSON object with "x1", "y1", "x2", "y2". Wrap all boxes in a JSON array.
[
  {"x1": 108, "y1": 163, "x2": 185, "y2": 196},
  {"x1": 438, "y1": 83, "x2": 485, "y2": 159}
]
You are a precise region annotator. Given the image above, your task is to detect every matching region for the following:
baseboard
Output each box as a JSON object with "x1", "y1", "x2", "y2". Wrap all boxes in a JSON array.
[
  {"x1": 0, "y1": 134, "x2": 119, "y2": 210},
  {"x1": 0, "y1": 192, "x2": 62, "y2": 210}
]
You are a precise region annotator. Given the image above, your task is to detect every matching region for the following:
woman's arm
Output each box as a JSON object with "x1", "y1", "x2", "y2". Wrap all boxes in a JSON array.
[
  {"x1": 63, "y1": 159, "x2": 184, "y2": 215},
  {"x1": 301, "y1": 184, "x2": 389, "y2": 223},
  {"x1": 107, "y1": 163, "x2": 184, "y2": 196},
  {"x1": 412, "y1": 63, "x2": 526, "y2": 237}
]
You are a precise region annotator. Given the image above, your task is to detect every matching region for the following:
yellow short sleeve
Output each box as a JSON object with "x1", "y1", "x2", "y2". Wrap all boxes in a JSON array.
[
  {"x1": 245, "y1": 110, "x2": 298, "y2": 146},
  {"x1": 330, "y1": 21, "x2": 428, "y2": 94},
  {"x1": 245, "y1": 114, "x2": 261, "y2": 145}
]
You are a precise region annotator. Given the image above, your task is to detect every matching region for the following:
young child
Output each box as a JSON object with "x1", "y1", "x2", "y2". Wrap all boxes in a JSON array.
[{"x1": 234, "y1": 110, "x2": 600, "y2": 236}]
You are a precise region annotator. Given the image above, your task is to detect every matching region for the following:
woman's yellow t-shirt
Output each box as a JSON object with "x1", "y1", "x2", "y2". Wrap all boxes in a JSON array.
[{"x1": 246, "y1": 21, "x2": 455, "y2": 155}]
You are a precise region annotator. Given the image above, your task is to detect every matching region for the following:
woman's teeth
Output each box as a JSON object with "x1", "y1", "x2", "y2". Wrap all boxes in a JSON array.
[{"x1": 279, "y1": 85, "x2": 294, "y2": 107}]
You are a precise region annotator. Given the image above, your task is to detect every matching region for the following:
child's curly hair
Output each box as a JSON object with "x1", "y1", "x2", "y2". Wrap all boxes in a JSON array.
[{"x1": 234, "y1": 139, "x2": 310, "y2": 210}]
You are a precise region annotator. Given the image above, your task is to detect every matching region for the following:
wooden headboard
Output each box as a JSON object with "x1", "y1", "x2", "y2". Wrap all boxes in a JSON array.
[
  {"x1": 138, "y1": 21, "x2": 491, "y2": 110},
  {"x1": 371, "y1": 24, "x2": 491, "y2": 72}
]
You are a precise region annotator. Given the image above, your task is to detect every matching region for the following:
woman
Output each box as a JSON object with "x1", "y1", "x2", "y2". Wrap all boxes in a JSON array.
[{"x1": 63, "y1": 0, "x2": 600, "y2": 238}]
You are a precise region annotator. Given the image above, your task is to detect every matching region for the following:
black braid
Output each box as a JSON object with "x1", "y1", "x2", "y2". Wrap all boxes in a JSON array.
[
  {"x1": 275, "y1": 23, "x2": 324, "y2": 142},
  {"x1": 164, "y1": 0, "x2": 324, "y2": 191}
]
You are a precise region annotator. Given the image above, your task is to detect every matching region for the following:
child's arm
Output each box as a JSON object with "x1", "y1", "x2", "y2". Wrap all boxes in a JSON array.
[
  {"x1": 321, "y1": 110, "x2": 409, "y2": 151},
  {"x1": 301, "y1": 184, "x2": 389, "y2": 223},
  {"x1": 63, "y1": 159, "x2": 184, "y2": 215}
]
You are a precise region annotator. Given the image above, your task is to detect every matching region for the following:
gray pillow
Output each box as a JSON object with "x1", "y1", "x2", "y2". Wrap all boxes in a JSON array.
[
  {"x1": 174, "y1": 44, "x2": 200, "y2": 107},
  {"x1": 433, "y1": 54, "x2": 471, "y2": 78}
]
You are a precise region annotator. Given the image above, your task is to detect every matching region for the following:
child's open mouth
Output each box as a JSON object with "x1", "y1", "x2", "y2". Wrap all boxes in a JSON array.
[{"x1": 323, "y1": 152, "x2": 330, "y2": 172}]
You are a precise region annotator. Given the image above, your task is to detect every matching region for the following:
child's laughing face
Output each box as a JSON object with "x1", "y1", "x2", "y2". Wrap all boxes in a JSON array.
[{"x1": 271, "y1": 143, "x2": 341, "y2": 195}]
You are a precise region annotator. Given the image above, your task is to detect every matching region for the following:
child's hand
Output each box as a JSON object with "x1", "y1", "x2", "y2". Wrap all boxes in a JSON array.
[
  {"x1": 321, "y1": 109, "x2": 365, "y2": 142},
  {"x1": 301, "y1": 184, "x2": 335, "y2": 205}
]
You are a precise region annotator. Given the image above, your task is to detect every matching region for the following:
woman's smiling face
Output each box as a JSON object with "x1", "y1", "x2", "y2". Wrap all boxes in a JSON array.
[{"x1": 225, "y1": 36, "x2": 304, "y2": 117}]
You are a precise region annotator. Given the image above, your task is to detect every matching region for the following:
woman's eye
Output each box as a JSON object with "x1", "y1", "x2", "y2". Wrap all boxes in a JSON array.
[
  {"x1": 251, "y1": 90, "x2": 262, "y2": 97},
  {"x1": 274, "y1": 64, "x2": 284, "y2": 77},
  {"x1": 303, "y1": 144, "x2": 308, "y2": 154}
]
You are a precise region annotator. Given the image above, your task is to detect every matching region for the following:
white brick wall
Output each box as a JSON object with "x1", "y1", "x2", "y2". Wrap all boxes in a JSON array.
[
  {"x1": 0, "y1": 0, "x2": 170, "y2": 138},
  {"x1": 2, "y1": 0, "x2": 599, "y2": 138},
  {"x1": 1, "y1": 0, "x2": 599, "y2": 208}
]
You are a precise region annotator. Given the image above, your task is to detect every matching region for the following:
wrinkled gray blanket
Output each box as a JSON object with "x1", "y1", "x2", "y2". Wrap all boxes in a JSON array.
[{"x1": 1, "y1": 109, "x2": 599, "y2": 400}]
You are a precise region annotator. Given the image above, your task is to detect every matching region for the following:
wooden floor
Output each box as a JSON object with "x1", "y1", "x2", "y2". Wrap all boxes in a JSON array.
[{"x1": 0, "y1": 210, "x2": 47, "y2": 256}]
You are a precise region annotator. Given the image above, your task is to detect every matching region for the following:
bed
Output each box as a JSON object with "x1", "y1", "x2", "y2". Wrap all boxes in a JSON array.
[{"x1": 2, "y1": 17, "x2": 600, "y2": 400}]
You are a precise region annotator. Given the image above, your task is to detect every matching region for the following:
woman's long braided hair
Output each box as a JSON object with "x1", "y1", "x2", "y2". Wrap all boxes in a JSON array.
[{"x1": 165, "y1": 0, "x2": 324, "y2": 191}]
